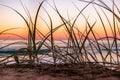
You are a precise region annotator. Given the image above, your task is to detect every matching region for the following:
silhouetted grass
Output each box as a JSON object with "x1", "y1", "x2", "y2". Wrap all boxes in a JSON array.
[{"x1": 0, "y1": 0, "x2": 120, "y2": 78}]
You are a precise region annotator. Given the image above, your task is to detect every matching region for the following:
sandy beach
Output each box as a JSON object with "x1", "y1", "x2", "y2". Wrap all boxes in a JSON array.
[
  {"x1": 0, "y1": 63, "x2": 120, "y2": 80},
  {"x1": 0, "y1": 68, "x2": 120, "y2": 80}
]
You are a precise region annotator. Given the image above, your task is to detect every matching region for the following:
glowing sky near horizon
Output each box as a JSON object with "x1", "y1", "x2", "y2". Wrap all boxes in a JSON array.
[{"x1": 0, "y1": 0, "x2": 120, "y2": 39}]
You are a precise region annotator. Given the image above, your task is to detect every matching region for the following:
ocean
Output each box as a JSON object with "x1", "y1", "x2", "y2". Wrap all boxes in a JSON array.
[
  {"x1": 0, "y1": 39, "x2": 120, "y2": 63},
  {"x1": 0, "y1": 39, "x2": 67, "y2": 54}
]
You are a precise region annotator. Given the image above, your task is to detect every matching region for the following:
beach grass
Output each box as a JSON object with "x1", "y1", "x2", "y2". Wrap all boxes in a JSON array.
[{"x1": 0, "y1": 0, "x2": 120, "y2": 79}]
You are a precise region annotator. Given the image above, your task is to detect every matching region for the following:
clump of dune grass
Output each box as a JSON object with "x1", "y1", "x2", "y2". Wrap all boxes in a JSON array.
[
  {"x1": 41, "y1": 0, "x2": 120, "y2": 69},
  {"x1": 0, "y1": 0, "x2": 65, "y2": 65},
  {"x1": 0, "y1": 0, "x2": 46, "y2": 64},
  {"x1": 78, "y1": 0, "x2": 120, "y2": 67}
]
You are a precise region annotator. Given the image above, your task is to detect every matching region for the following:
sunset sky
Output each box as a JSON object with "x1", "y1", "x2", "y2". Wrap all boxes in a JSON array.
[{"x1": 0, "y1": 0, "x2": 120, "y2": 40}]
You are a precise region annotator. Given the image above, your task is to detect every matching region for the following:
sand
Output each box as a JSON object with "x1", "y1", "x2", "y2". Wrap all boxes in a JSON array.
[
  {"x1": 0, "y1": 68, "x2": 82, "y2": 80},
  {"x1": 0, "y1": 67, "x2": 120, "y2": 80}
]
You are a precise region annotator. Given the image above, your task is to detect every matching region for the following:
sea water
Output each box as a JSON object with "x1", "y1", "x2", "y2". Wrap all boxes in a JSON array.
[
  {"x1": 0, "y1": 39, "x2": 67, "y2": 55},
  {"x1": 0, "y1": 39, "x2": 120, "y2": 64}
]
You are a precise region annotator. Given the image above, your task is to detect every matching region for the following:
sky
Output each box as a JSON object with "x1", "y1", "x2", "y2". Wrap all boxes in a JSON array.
[{"x1": 0, "y1": 0, "x2": 120, "y2": 40}]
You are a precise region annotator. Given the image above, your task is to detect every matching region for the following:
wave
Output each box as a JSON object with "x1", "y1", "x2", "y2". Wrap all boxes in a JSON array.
[{"x1": 0, "y1": 49, "x2": 51, "y2": 55}]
